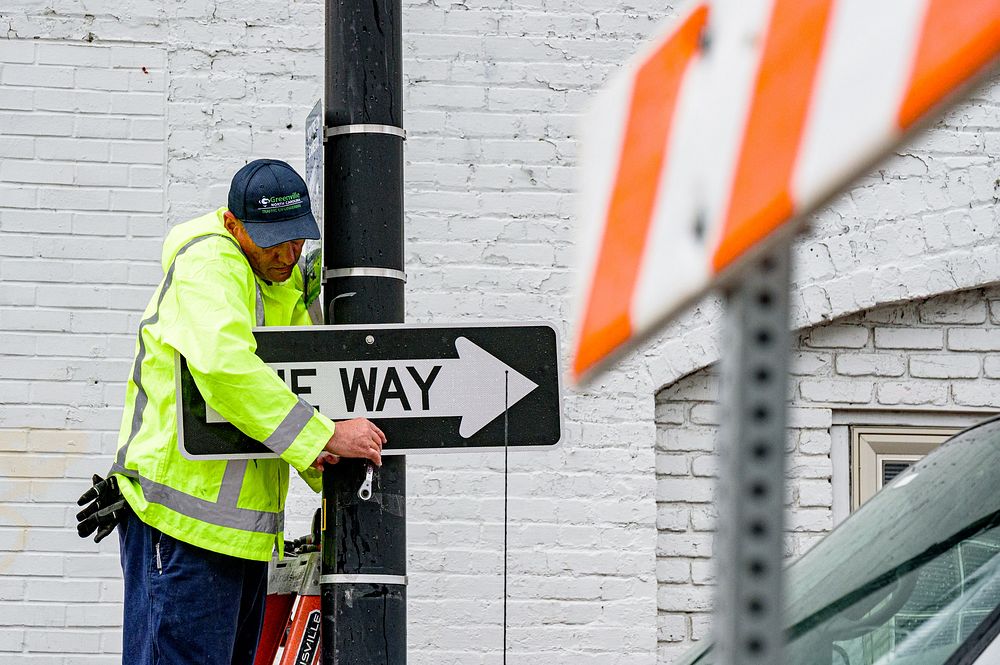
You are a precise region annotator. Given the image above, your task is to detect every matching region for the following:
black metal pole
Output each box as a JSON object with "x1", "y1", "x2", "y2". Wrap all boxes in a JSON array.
[{"x1": 321, "y1": 0, "x2": 406, "y2": 661}]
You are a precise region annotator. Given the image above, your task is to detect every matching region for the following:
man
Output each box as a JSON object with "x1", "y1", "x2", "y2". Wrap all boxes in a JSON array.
[{"x1": 78, "y1": 159, "x2": 384, "y2": 664}]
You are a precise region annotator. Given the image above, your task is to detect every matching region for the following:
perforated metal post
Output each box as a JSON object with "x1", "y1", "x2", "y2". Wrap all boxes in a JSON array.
[{"x1": 714, "y1": 244, "x2": 791, "y2": 665}]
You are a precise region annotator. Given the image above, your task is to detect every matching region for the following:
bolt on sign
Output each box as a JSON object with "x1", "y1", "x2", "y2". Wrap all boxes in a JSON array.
[
  {"x1": 178, "y1": 324, "x2": 563, "y2": 459},
  {"x1": 572, "y1": 0, "x2": 1000, "y2": 384}
]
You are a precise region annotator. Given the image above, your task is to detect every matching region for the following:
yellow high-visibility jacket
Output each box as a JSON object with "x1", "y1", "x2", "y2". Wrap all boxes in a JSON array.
[{"x1": 111, "y1": 207, "x2": 334, "y2": 561}]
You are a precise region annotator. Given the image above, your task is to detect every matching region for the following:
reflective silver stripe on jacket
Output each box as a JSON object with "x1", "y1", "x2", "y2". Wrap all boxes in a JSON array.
[
  {"x1": 255, "y1": 282, "x2": 265, "y2": 326},
  {"x1": 263, "y1": 398, "x2": 316, "y2": 455},
  {"x1": 216, "y1": 459, "x2": 248, "y2": 508},
  {"x1": 111, "y1": 462, "x2": 282, "y2": 534}
]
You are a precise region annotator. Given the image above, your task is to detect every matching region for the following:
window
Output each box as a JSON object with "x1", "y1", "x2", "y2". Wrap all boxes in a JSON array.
[
  {"x1": 680, "y1": 417, "x2": 1000, "y2": 665},
  {"x1": 850, "y1": 426, "x2": 959, "y2": 511}
]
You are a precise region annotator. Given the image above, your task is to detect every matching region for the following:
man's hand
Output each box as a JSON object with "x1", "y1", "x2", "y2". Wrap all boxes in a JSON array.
[
  {"x1": 324, "y1": 418, "x2": 386, "y2": 466},
  {"x1": 310, "y1": 451, "x2": 340, "y2": 470}
]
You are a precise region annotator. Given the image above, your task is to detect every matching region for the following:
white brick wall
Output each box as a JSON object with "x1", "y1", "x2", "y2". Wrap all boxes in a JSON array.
[
  {"x1": 1, "y1": 3, "x2": 665, "y2": 662},
  {"x1": 0, "y1": 38, "x2": 165, "y2": 664},
  {"x1": 654, "y1": 288, "x2": 1000, "y2": 663},
  {"x1": 1, "y1": 2, "x2": 999, "y2": 664}
]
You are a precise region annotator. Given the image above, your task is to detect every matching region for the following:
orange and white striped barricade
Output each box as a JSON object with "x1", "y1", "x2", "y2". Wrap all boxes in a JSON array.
[
  {"x1": 573, "y1": 2, "x2": 1000, "y2": 664},
  {"x1": 573, "y1": 0, "x2": 1000, "y2": 384}
]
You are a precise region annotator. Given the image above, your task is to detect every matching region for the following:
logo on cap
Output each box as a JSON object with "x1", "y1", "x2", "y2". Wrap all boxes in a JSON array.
[{"x1": 257, "y1": 192, "x2": 303, "y2": 214}]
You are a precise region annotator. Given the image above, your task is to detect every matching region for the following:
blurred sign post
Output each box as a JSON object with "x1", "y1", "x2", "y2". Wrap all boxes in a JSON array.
[{"x1": 572, "y1": 1, "x2": 1000, "y2": 664}]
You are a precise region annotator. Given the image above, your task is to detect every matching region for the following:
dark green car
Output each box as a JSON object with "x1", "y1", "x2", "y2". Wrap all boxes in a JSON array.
[{"x1": 676, "y1": 416, "x2": 1000, "y2": 665}]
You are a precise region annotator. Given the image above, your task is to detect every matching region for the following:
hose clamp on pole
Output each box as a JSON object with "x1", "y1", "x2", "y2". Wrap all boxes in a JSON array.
[
  {"x1": 320, "y1": 574, "x2": 408, "y2": 585},
  {"x1": 325, "y1": 267, "x2": 407, "y2": 283},
  {"x1": 324, "y1": 124, "x2": 406, "y2": 140}
]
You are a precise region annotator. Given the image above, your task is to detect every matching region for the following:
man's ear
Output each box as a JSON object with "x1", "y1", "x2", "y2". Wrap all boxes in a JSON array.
[{"x1": 223, "y1": 212, "x2": 242, "y2": 237}]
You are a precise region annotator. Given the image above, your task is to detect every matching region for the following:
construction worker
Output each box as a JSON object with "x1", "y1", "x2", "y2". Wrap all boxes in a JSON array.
[{"x1": 76, "y1": 159, "x2": 385, "y2": 665}]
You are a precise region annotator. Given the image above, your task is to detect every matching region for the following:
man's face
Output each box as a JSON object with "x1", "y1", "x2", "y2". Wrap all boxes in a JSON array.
[{"x1": 224, "y1": 213, "x2": 305, "y2": 283}]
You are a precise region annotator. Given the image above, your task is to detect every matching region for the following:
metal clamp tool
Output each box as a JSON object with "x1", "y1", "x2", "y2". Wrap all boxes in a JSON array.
[{"x1": 358, "y1": 464, "x2": 375, "y2": 501}]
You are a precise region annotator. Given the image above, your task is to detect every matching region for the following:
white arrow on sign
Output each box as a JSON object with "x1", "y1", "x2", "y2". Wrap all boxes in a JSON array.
[{"x1": 207, "y1": 337, "x2": 539, "y2": 438}]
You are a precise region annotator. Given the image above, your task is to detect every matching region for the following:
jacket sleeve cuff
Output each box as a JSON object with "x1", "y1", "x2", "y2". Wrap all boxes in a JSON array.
[
  {"x1": 274, "y1": 406, "x2": 335, "y2": 473},
  {"x1": 297, "y1": 467, "x2": 324, "y2": 493}
]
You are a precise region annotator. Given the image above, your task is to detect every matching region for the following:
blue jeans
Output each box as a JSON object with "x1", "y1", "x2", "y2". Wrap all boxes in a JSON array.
[{"x1": 118, "y1": 508, "x2": 269, "y2": 665}]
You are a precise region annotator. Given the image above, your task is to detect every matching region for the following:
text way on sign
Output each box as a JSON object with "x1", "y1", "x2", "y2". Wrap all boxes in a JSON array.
[{"x1": 207, "y1": 337, "x2": 538, "y2": 437}]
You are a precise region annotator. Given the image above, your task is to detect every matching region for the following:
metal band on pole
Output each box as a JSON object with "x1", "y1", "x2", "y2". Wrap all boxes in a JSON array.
[
  {"x1": 321, "y1": 574, "x2": 408, "y2": 585},
  {"x1": 325, "y1": 124, "x2": 406, "y2": 140},
  {"x1": 715, "y1": 245, "x2": 791, "y2": 665},
  {"x1": 325, "y1": 267, "x2": 407, "y2": 282}
]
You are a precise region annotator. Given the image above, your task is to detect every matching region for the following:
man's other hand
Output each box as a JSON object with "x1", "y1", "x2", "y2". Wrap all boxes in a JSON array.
[
  {"x1": 310, "y1": 451, "x2": 340, "y2": 470},
  {"x1": 325, "y1": 418, "x2": 386, "y2": 466}
]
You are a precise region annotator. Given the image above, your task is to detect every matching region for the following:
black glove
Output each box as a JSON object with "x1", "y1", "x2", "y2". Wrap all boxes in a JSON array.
[{"x1": 76, "y1": 474, "x2": 126, "y2": 543}]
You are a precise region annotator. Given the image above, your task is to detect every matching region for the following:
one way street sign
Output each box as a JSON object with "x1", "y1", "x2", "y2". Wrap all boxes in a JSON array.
[{"x1": 178, "y1": 323, "x2": 563, "y2": 459}]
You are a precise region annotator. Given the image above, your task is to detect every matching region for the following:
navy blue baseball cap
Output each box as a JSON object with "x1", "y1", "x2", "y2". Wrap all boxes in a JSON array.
[{"x1": 228, "y1": 159, "x2": 320, "y2": 248}]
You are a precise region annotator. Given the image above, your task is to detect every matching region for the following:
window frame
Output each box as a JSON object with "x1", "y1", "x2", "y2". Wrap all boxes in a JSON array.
[
  {"x1": 830, "y1": 411, "x2": 994, "y2": 525},
  {"x1": 850, "y1": 425, "x2": 958, "y2": 510}
]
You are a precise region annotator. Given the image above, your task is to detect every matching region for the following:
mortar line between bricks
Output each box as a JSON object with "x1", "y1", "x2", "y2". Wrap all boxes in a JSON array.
[
  {"x1": 2, "y1": 185, "x2": 164, "y2": 193},
  {"x1": 782, "y1": 402, "x2": 998, "y2": 413},
  {"x1": 18, "y1": 36, "x2": 165, "y2": 46}
]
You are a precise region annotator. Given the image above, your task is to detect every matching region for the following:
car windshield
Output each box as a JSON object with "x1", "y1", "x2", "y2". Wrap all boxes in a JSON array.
[{"x1": 677, "y1": 416, "x2": 1000, "y2": 665}]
